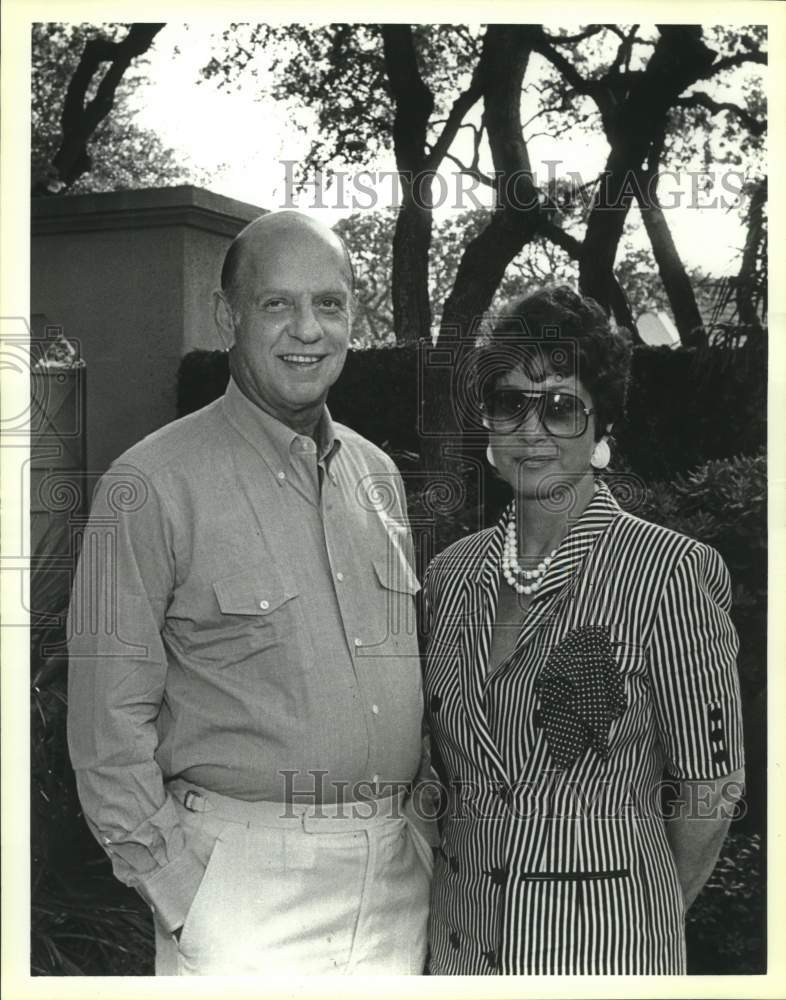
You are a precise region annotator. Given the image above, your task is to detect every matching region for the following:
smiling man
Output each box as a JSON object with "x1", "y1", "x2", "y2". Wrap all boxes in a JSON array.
[{"x1": 67, "y1": 212, "x2": 432, "y2": 975}]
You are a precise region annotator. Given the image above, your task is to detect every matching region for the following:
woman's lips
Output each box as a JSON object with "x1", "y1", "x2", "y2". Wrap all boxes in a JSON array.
[{"x1": 516, "y1": 454, "x2": 557, "y2": 466}]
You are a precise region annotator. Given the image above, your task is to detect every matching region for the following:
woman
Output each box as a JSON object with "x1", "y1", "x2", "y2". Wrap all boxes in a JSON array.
[{"x1": 422, "y1": 285, "x2": 744, "y2": 975}]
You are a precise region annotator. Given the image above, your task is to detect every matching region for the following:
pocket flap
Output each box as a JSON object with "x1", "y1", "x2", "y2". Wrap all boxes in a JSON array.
[
  {"x1": 213, "y1": 569, "x2": 297, "y2": 616},
  {"x1": 373, "y1": 556, "x2": 421, "y2": 596}
]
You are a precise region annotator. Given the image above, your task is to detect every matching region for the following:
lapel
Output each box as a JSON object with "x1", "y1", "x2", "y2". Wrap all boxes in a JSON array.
[
  {"x1": 503, "y1": 480, "x2": 626, "y2": 671},
  {"x1": 482, "y1": 482, "x2": 622, "y2": 686}
]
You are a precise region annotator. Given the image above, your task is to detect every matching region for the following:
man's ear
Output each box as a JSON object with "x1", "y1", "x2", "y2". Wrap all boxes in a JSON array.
[{"x1": 213, "y1": 289, "x2": 237, "y2": 351}]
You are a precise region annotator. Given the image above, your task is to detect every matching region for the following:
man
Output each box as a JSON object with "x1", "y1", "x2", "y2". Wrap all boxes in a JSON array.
[{"x1": 67, "y1": 212, "x2": 432, "y2": 975}]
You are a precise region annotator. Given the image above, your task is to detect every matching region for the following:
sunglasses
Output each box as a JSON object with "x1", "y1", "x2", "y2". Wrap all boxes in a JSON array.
[{"x1": 479, "y1": 388, "x2": 594, "y2": 439}]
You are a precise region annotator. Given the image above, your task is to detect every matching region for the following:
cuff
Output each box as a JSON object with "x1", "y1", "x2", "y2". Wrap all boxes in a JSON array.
[{"x1": 135, "y1": 847, "x2": 206, "y2": 934}]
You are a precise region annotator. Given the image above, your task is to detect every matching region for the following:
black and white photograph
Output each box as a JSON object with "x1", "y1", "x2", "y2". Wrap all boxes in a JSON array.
[{"x1": 1, "y1": 2, "x2": 782, "y2": 995}]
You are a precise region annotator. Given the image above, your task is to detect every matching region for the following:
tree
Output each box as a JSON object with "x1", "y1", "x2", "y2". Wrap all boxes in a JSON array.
[
  {"x1": 203, "y1": 23, "x2": 765, "y2": 353},
  {"x1": 528, "y1": 25, "x2": 766, "y2": 343},
  {"x1": 32, "y1": 23, "x2": 204, "y2": 194},
  {"x1": 338, "y1": 206, "x2": 716, "y2": 346}
]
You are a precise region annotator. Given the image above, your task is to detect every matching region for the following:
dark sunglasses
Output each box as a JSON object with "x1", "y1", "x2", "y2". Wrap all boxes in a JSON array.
[{"x1": 479, "y1": 388, "x2": 593, "y2": 439}]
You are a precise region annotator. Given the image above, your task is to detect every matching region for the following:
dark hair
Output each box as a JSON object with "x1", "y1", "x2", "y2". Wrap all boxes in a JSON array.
[{"x1": 473, "y1": 284, "x2": 632, "y2": 439}]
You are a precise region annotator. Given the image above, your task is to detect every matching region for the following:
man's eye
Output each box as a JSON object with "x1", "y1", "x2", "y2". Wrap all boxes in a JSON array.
[
  {"x1": 318, "y1": 297, "x2": 343, "y2": 312},
  {"x1": 262, "y1": 298, "x2": 289, "y2": 311}
]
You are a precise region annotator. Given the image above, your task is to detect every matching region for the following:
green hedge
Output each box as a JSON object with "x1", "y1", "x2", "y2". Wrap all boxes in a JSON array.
[{"x1": 176, "y1": 338, "x2": 765, "y2": 480}]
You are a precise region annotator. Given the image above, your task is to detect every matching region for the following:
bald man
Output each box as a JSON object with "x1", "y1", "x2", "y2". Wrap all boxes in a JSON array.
[{"x1": 67, "y1": 212, "x2": 432, "y2": 975}]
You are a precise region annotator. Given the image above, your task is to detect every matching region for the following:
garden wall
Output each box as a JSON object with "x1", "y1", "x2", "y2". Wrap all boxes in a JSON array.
[{"x1": 31, "y1": 186, "x2": 265, "y2": 476}]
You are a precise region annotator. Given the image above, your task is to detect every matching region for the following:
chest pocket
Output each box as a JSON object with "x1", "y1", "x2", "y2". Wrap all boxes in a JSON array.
[
  {"x1": 166, "y1": 566, "x2": 301, "y2": 669},
  {"x1": 213, "y1": 569, "x2": 298, "y2": 618},
  {"x1": 360, "y1": 554, "x2": 420, "y2": 652}
]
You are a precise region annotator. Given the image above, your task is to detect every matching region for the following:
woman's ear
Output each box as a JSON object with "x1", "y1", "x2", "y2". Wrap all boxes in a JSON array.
[{"x1": 213, "y1": 289, "x2": 237, "y2": 352}]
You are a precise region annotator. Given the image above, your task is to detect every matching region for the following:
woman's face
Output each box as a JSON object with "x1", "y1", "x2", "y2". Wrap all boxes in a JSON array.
[{"x1": 486, "y1": 366, "x2": 598, "y2": 503}]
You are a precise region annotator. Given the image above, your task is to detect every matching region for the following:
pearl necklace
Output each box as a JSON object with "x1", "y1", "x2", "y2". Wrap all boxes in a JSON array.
[{"x1": 501, "y1": 504, "x2": 558, "y2": 596}]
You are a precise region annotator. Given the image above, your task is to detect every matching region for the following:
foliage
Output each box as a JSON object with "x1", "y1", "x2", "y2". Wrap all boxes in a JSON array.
[
  {"x1": 200, "y1": 23, "x2": 766, "y2": 355},
  {"x1": 613, "y1": 451, "x2": 766, "y2": 835},
  {"x1": 337, "y1": 208, "x2": 721, "y2": 345},
  {"x1": 686, "y1": 833, "x2": 763, "y2": 973},
  {"x1": 32, "y1": 23, "x2": 204, "y2": 193}
]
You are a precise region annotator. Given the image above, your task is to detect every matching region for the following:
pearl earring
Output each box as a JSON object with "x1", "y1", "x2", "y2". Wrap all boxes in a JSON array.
[{"x1": 590, "y1": 437, "x2": 611, "y2": 470}]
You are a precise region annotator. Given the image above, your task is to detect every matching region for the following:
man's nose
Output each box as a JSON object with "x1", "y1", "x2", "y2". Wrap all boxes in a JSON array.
[{"x1": 291, "y1": 303, "x2": 323, "y2": 343}]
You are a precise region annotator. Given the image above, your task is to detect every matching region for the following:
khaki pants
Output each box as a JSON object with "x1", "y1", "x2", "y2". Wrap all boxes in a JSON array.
[{"x1": 154, "y1": 780, "x2": 433, "y2": 975}]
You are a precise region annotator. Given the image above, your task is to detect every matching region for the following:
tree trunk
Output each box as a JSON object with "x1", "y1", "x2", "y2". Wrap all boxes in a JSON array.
[
  {"x1": 579, "y1": 27, "x2": 717, "y2": 314},
  {"x1": 736, "y1": 177, "x2": 766, "y2": 333},
  {"x1": 423, "y1": 25, "x2": 541, "y2": 474},
  {"x1": 391, "y1": 193, "x2": 433, "y2": 342},
  {"x1": 637, "y1": 191, "x2": 705, "y2": 346},
  {"x1": 382, "y1": 25, "x2": 435, "y2": 343},
  {"x1": 36, "y1": 23, "x2": 165, "y2": 194}
]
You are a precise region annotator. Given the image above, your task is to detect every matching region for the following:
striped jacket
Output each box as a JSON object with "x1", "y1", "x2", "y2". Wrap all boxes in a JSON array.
[{"x1": 422, "y1": 482, "x2": 744, "y2": 975}]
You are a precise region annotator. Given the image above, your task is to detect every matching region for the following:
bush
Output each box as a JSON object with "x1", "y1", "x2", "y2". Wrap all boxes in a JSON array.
[
  {"x1": 625, "y1": 452, "x2": 766, "y2": 835},
  {"x1": 176, "y1": 339, "x2": 765, "y2": 481},
  {"x1": 686, "y1": 833, "x2": 763, "y2": 974}
]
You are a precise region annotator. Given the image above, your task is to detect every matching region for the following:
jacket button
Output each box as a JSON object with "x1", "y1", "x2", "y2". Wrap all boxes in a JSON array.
[
  {"x1": 449, "y1": 855, "x2": 460, "y2": 874},
  {"x1": 449, "y1": 931, "x2": 460, "y2": 951},
  {"x1": 487, "y1": 866, "x2": 507, "y2": 886},
  {"x1": 483, "y1": 948, "x2": 497, "y2": 969},
  {"x1": 430, "y1": 693, "x2": 442, "y2": 712}
]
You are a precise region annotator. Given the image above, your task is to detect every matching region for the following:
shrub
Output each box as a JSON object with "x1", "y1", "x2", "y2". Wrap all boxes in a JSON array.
[{"x1": 686, "y1": 833, "x2": 763, "y2": 974}]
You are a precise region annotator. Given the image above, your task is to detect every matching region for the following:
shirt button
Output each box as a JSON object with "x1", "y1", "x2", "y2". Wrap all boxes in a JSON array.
[
  {"x1": 371, "y1": 704, "x2": 379, "y2": 715},
  {"x1": 277, "y1": 471, "x2": 286, "y2": 480},
  {"x1": 336, "y1": 572, "x2": 344, "y2": 582},
  {"x1": 354, "y1": 637, "x2": 362, "y2": 647},
  {"x1": 259, "y1": 600, "x2": 269, "y2": 610}
]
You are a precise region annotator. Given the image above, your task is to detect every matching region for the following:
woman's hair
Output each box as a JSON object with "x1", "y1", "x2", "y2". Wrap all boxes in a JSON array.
[{"x1": 473, "y1": 284, "x2": 633, "y2": 439}]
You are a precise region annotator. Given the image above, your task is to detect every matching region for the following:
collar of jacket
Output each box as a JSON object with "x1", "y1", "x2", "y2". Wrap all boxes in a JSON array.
[{"x1": 469, "y1": 479, "x2": 625, "y2": 606}]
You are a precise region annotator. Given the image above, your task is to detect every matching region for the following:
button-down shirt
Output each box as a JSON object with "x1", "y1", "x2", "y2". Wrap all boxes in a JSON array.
[{"x1": 67, "y1": 379, "x2": 423, "y2": 932}]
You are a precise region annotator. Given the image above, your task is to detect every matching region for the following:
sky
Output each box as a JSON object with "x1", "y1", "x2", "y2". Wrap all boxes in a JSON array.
[{"x1": 127, "y1": 22, "x2": 761, "y2": 278}]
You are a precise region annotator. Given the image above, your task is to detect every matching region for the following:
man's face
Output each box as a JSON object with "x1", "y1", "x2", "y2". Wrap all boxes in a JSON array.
[{"x1": 225, "y1": 225, "x2": 352, "y2": 430}]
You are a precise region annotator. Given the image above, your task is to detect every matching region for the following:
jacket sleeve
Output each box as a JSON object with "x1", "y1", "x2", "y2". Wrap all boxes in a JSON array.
[
  {"x1": 67, "y1": 462, "x2": 205, "y2": 933},
  {"x1": 646, "y1": 541, "x2": 745, "y2": 780}
]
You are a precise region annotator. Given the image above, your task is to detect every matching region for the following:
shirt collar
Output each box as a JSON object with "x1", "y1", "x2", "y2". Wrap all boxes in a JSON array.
[{"x1": 221, "y1": 377, "x2": 341, "y2": 472}]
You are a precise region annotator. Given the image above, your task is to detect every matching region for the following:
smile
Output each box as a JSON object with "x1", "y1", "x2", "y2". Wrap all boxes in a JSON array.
[{"x1": 280, "y1": 354, "x2": 324, "y2": 365}]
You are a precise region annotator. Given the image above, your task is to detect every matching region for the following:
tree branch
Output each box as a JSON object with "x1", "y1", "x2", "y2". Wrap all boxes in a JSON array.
[
  {"x1": 701, "y1": 50, "x2": 767, "y2": 77},
  {"x1": 676, "y1": 92, "x2": 765, "y2": 135},
  {"x1": 444, "y1": 152, "x2": 495, "y2": 188},
  {"x1": 45, "y1": 23, "x2": 165, "y2": 191},
  {"x1": 426, "y1": 66, "x2": 484, "y2": 171},
  {"x1": 543, "y1": 25, "x2": 605, "y2": 46}
]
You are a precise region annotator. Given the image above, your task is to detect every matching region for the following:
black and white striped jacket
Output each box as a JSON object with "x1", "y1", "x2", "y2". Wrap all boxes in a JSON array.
[{"x1": 422, "y1": 482, "x2": 744, "y2": 975}]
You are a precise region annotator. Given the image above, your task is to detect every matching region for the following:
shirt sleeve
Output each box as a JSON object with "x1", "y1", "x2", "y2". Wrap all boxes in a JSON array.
[
  {"x1": 66, "y1": 462, "x2": 204, "y2": 933},
  {"x1": 646, "y1": 541, "x2": 745, "y2": 781}
]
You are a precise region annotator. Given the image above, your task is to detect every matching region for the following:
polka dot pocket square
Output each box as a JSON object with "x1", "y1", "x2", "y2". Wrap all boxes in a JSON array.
[{"x1": 535, "y1": 625, "x2": 627, "y2": 770}]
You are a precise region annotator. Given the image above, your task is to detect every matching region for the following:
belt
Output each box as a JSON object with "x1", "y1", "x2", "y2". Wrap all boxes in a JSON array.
[{"x1": 168, "y1": 778, "x2": 411, "y2": 833}]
